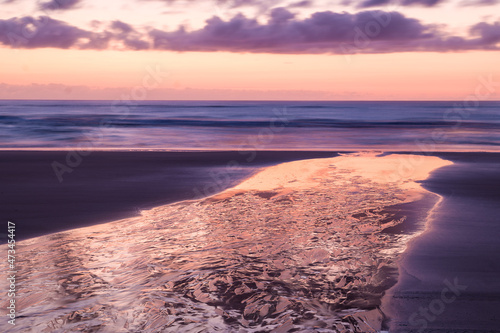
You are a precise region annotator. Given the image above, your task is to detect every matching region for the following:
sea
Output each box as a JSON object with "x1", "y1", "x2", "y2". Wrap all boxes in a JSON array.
[
  {"x1": 1, "y1": 100, "x2": 500, "y2": 332},
  {"x1": 1, "y1": 100, "x2": 499, "y2": 151}
]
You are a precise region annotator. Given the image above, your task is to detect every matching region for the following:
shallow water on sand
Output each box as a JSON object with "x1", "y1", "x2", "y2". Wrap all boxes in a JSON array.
[{"x1": 0, "y1": 155, "x2": 448, "y2": 332}]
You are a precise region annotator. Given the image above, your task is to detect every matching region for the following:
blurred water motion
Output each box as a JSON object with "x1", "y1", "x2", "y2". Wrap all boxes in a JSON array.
[{"x1": 1, "y1": 100, "x2": 499, "y2": 151}]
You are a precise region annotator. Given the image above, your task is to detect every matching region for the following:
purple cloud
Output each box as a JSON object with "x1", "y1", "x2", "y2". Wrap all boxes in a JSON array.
[
  {"x1": 149, "y1": 8, "x2": 500, "y2": 54},
  {"x1": 0, "y1": 16, "x2": 149, "y2": 50},
  {"x1": 144, "y1": 0, "x2": 460, "y2": 8},
  {"x1": 224, "y1": 0, "x2": 282, "y2": 8},
  {"x1": 39, "y1": 0, "x2": 82, "y2": 11},
  {"x1": 145, "y1": 0, "x2": 285, "y2": 9},
  {"x1": 109, "y1": 20, "x2": 150, "y2": 50},
  {"x1": 149, "y1": 9, "x2": 436, "y2": 53},
  {"x1": 357, "y1": 0, "x2": 392, "y2": 8},
  {"x1": 356, "y1": 0, "x2": 447, "y2": 8},
  {"x1": 460, "y1": 0, "x2": 499, "y2": 5},
  {"x1": 0, "y1": 16, "x2": 91, "y2": 48},
  {"x1": 1, "y1": 10, "x2": 499, "y2": 54},
  {"x1": 470, "y1": 21, "x2": 500, "y2": 45},
  {"x1": 400, "y1": 0, "x2": 444, "y2": 6},
  {"x1": 289, "y1": 0, "x2": 314, "y2": 7},
  {"x1": 111, "y1": 20, "x2": 134, "y2": 34}
]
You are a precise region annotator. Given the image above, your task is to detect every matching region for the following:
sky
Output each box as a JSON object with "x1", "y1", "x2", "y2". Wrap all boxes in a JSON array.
[{"x1": 0, "y1": 0, "x2": 499, "y2": 100}]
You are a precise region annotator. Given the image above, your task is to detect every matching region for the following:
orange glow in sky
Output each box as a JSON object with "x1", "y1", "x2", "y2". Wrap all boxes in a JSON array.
[
  {"x1": 1, "y1": 48, "x2": 498, "y2": 100},
  {"x1": 1, "y1": 0, "x2": 499, "y2": 100}
]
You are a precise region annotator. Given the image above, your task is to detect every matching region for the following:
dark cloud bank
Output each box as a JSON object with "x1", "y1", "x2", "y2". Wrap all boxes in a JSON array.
[
  {"x1": 137, "y1": 0, "x2": 500, "y2": 8},
  {"x1": 39, "y1": 0, "x2": 82, "y2": 11},
  {"x1": 0, "y1": 8, "x2": 499, "y2": 54}
]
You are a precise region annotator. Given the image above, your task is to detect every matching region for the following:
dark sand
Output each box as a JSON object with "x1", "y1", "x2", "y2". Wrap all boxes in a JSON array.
[
  {"x1": 1, "y1": 152, "x2": 446, "y2": 332},
  {"x1": 383, "y1": 152, "x2": 500, "y2": 332},
  {"x1": 2, "y1": 150, "x2": 499, "y2": 331},
  {"x1": 0, "y1": 150, "x2": 338, "y2": 242}
]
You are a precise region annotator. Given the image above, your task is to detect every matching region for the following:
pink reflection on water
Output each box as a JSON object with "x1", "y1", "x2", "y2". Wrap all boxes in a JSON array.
[{"x1": 0, "y1": 157, "x2": 442, "y2": 332}]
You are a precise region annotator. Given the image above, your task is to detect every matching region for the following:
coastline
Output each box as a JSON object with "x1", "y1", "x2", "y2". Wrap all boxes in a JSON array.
[
  {"x1": 381, "y1": 152, "x2": 500, "y2": 332},
  {"x1": 0, "y1": 150, "x2": 338, "y2": 242},
  {"x1": 1, "y1": 148, "x2": 499, "y2": 152},
  {"x1": 0, "y1": 152, "x2": 453, "y2": 332}
]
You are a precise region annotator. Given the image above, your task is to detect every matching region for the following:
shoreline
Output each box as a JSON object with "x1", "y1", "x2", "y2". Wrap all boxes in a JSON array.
[
  {"x1": 379, "y1": 191, "x2": 445, "y2": 330},
  {"x1": 5, "y1": 149, "x2": 489, "y2": 243},
  {"x1": 0, "y1": 150, "x2": 338, "y2": 242},
  {"x1": 0, "y1": 148, "x2": 499, "y2": 153},
  {"x1": 381, "y1": 152, "x2": 500, "y2": 331},
  {"x1": 2, "y1": 151, "x2": 498, "y2": 331},
  {"x1": 0, "y1": 152, "x2": 454, "y2": 332}
]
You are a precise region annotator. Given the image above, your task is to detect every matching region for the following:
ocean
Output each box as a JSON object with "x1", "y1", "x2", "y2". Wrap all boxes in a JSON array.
[
  {"x1": 1, "y1": 100, "x2": 499, "y2": 151},
  {"x1": 1, "y1": 100, "x2": 499, "y2": 332}
]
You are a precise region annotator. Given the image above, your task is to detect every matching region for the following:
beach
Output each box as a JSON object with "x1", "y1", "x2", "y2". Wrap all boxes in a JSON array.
[
  {"x1": 2, "y1": 0, "x2": 500, "y2": 329},
  {"x1": 0, "y1": 151, "x2": 467, "y2": 332},
  {"x1": 0, "y1": 150, "x2": 337, "y2": 242},
  {"x1": 382, "y1": 153, "x2": 500, "y2": 332}
]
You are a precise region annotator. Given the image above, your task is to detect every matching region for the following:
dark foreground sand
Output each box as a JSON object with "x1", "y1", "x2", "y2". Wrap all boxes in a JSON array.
[
  {"x1": 1, "y1": 152, "x2": 451, "y2": 332},
  {"x1": 0, "y1": 151, "x2": 498, "y2": 332},
  {"x1": 382, "y1": 152, "x2": 500, "y2": 332},
  {"x1": 0, "y1": 151, "x2": 337, "y2": 242}
]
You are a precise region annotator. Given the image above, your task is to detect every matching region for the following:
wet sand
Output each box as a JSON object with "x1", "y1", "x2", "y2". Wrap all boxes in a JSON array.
[
  {"x1": 3, "y1": 151, "x2": 497, "y2": 332},
  {"x1": 382, "y1": 152, "x2": 500, "y2": 332},
  {"x1": 0, "y1": 152, "x2": 452, "y2": 332},
  {"x1": 0, "y1": 150, "x2": 337, "y2": 242}
]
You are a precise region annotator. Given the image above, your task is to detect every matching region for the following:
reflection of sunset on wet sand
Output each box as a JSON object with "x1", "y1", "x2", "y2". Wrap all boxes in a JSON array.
[
  {"x1": 1, "y1": 0, "x2": 499, "y2": 329},
  {"x1": 0, "y1": 153, "x2": 452, "y2": 332}
]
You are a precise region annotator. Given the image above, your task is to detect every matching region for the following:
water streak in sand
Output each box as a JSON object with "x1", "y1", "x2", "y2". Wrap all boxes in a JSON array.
[{"x1": 0, "y1": 153, "x2": 452, "y2": 332}]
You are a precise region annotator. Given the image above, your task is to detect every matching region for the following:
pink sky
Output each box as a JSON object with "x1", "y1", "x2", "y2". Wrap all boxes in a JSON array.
[{"x1": 1, "y1": 0, "x2": 499, "y2": 100}]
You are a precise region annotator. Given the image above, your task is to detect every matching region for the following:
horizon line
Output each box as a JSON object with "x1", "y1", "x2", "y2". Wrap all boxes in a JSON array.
[{"x1": 2, "y1": 99, "x2": 500, "y2": 103}]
